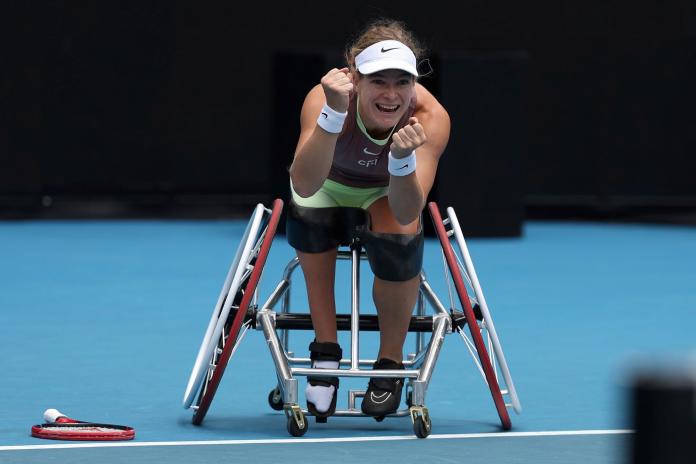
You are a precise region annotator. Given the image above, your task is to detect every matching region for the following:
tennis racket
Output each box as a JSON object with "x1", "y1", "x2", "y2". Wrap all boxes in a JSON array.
[{"x1": 31, "y1": 408, "x2": 135, "y2": 441}]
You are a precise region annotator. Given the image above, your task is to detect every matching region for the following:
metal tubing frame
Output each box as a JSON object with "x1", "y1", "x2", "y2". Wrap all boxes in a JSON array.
[
  {"x1": 350, "y1": 246, "x2": 360, "y2": 370},
  {"x1": 259, "y1": 310, "x2": 298, "y2": 405},
  {"x1": 256, "y1": 242, "x2": 453, "y2": 416},
  {"x1": 411, "y1": 313, "x2": 450, "y2": 406},
  {"x1": 185, "y1": 200, "x2": 521, "y2": 429}
]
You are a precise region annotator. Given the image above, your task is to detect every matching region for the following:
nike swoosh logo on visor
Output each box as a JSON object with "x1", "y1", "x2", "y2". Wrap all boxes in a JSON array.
[{"x1": 381, "y1": 47, "x2": 399, "y2": 53}]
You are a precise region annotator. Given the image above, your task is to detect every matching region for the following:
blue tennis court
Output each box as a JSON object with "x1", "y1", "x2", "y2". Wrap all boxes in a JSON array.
[{"x1": 1, "y1": 215, "x2": 695, "y2": 463}]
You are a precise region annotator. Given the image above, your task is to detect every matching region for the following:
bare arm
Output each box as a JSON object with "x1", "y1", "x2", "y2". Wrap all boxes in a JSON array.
[
  {"x1": 289, "y1": 68, "x2": 353, "y2": 198},
  {"x1": 388, "y1": 83, "x2": 451, "y2": 224}
]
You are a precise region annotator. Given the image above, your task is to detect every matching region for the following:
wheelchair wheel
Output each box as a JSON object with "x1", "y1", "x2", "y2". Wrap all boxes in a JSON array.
[
  {"x1": 405, "y1": 383, "x2": 414, "y2": 407},
  {"x1": 191, "y1": 271, "x2": 252, "y2": 425},
  {"x1": 268, "y1": 387, "x2": 284, "y2": 411},
  {"x1": 445, "y1": 206, "x2": 521, "y2": 416},
  {"x1": 183, "y1": 202, "x2": 270, "y2": 409},
  {"x1": 413, "y1": 416, "x2": 431, "y2": 439},
  {"x1": 287, "y1": 415, "x2": 308, "y2": 437},
  {"x1": 186, "y1": 199, "x2": 283, "y2": 425},
  {"x1": 428, "y1": 202, "x2": 513, "y2": 430}
]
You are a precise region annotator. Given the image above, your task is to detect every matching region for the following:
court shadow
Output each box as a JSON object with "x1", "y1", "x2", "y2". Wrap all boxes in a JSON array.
[{"x1": 177, "y1": 412, "x2": 508, "y2": 438}]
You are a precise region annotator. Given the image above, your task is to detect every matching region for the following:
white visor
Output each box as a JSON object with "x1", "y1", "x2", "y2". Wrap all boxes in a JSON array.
[{"x1": 355, "y1": 40, "x2": 418, "y2": 77}]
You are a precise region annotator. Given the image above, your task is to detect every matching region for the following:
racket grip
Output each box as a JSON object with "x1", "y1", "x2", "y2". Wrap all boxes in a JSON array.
[{"x1": 44, "y1": 408, "x2": 74, "y2": 423}]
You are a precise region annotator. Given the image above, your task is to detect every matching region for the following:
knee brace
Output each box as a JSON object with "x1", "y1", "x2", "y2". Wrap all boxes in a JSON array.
[
  {"x1": 360, "y1": 226, "x2": 424, "y2": 282},
  {"x1": 286, "y1": 201, "x2": 367, "y2": 253}
]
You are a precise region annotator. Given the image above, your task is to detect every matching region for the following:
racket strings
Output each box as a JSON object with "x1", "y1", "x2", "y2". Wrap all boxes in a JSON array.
[
  {"x1": 39, "y1": 425, "x2": 123, "y2": 432},
  {"x1": 32, "y1": 421, "x2": 135, "y2": 441}
]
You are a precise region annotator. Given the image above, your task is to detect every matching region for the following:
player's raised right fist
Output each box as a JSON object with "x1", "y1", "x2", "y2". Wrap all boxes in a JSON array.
[{"x1": 320, "y1": 68, "x2": 353, "y2": 113}]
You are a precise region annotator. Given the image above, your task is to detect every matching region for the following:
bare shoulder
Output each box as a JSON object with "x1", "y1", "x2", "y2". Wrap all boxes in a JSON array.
[
  {"x1": 302, "y1": 84, "x2": 326, "y2": 113},
  {"x1": 298, "y1": 84, "x2": 329, "y2": 132},
  {"x1": 414, "y1": 83, "x2": 450, "y2": 146},
  {"x1": 307, "y1": 83, "x2": 325, "y2": 100},
  {"x1": 415, "y1": 84, "x2": 448, "y2": 118}
]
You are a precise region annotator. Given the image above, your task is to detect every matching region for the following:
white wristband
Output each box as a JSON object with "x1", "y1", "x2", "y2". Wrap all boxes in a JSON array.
[
  {"x1": 388, "y1": 150, "x2": 417, "y2": 176},
  {"x1": 316, "y1": 104, "x2": 347, "y2": 134}
]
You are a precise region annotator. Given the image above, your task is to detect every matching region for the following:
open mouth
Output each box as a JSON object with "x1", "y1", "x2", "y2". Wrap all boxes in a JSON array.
[{"x1": 375, "y1": 103, "x2": 400, "y2": 113}]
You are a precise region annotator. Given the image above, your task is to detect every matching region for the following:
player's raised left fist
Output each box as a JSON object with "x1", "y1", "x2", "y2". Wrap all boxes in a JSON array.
[{"x1": 390, "y1": 117, "x2": 427, "y2": 158}]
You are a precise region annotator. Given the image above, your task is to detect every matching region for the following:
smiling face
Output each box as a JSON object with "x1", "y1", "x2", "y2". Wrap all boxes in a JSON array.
[{"x1": 356, "y1": 69, "x2": 416, "y2": 138}]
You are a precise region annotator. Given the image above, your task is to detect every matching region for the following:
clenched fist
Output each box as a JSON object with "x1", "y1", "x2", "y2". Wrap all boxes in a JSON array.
[
  {"x1": 320, "y1": 68, "x2": 353, "y2": 113},
  {"x1": 391, "y1": 117, "x2": 427, "y2": 158}
]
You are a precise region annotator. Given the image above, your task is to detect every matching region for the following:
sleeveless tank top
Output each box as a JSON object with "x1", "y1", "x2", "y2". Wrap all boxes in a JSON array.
[{"x1": 328, "y1": 94, "x2": 417, "y2": 188}]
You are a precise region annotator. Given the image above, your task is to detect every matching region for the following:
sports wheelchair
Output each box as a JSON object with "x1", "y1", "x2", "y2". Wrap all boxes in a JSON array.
[{"x1": 182, "y1": 199, "x2": 521, "y2": 438}]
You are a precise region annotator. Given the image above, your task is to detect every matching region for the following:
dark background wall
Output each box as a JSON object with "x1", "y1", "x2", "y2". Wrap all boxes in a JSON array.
[{"x1": 2, "y1": 1, "x2": 695, "y2": 234}]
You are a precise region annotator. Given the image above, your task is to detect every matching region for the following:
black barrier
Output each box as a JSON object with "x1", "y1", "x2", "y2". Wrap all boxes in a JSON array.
[
  {"x1": 630, "y1": 367, "x2": 696, "y2": 464},
  {"x1": 2, "y1": 3, "x2": 695, "y2": 221},
  {"x1": 432, "y1": 51, "x2": 529, "y2": 237}
]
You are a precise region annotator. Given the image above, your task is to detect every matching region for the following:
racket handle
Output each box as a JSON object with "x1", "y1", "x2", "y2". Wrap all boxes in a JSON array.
[{"x1": 44, "y1": 408, "x2": 75, "y2": 423}]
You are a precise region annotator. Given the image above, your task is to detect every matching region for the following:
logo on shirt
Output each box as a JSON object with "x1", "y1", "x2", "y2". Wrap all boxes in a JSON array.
[
  {"x1": 363, "y1": 147, "x2": 379, "y2": 156},
  {"x1": 358, "y1": 159, "x2": 378, "y2": 167}
]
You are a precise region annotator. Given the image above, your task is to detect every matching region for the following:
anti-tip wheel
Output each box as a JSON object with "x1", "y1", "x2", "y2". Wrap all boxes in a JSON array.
[
  {"x1": 413, "y1": 416, "x2": 431, "y2": 439},
  {"x1": 287, "y1": 415, "x2": 308, "y2": 437},
  {"x1": 267, "y1": 387, "x2": 284, "y2": 411}
]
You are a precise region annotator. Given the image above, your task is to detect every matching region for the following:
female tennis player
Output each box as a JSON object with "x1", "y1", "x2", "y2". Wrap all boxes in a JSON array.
[{"x1": 288, "y1": 18, "x2": 451, "y2": 419}]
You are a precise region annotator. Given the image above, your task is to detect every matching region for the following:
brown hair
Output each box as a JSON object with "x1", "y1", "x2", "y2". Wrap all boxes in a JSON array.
[{"x1": 345, "y1": 18, "x2": 425, "y2": 75}]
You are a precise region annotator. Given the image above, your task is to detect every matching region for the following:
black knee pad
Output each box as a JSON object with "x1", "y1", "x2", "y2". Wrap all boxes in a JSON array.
[
  {"x1": 286, "y1": 201, "x2": 367, "y2": 253},
  {"x1": 360, "y1": 226, "x2": 424, "y2": 282}
]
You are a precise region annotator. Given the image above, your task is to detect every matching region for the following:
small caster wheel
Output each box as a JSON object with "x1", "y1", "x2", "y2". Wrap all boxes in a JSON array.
[
  {"x1": 287, "y1": 415, "x2": 308, "y2": 437},
  {"x1": 268, "y1": 387, "x2": 284, "y2": 411},
  {"x1": 410, "y1": 406, "x2": 431, "y2": 439},
  {"x1": 413, "y1": 416, "x2": 431, "y2": 439},
  {"x1": 316, "y1": 416, "x2": 327, "y2": 424},
  {"x1": 374, "y1": 415, "x2": 385, "y2": 422}
]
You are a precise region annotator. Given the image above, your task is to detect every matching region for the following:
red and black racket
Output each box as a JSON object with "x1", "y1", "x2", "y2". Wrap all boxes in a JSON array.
[{"x1": 31, "y1": 408, "x2": 135, "y2": 441}]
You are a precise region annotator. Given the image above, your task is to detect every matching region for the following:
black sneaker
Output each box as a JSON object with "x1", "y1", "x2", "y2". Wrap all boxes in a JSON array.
[{"x1": 361, "y1": 358, "x2": 405, "y2": 417}]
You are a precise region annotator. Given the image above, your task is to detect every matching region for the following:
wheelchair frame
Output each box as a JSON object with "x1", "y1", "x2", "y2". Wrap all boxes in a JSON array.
[{"x1": 182, "y1": 199, "x2": 521, "y2": 438}]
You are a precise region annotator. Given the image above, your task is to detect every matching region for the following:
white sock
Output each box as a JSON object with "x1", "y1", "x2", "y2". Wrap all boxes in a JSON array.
[{"x1": 305, "y1": 360, "x2": 339, "y2": 413}]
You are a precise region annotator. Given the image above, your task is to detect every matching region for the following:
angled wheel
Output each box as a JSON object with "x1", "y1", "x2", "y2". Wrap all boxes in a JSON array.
[
  {"x1": 183, "y1": 202, "x2": 270, "y2": 410},
  {"x1": 429, "y1": 202, "x2": 515, "y2": 430},
  {"x1": 442, "y1": 204, "x2": 521, "y2": 416},
  {"x1": 182, "y1": 199, "x2": 284, "y2": 425}
]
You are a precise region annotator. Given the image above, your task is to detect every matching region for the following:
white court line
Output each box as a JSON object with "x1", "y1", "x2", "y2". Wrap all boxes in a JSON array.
[{"x1": 0, "y1": 429, "x2": 633, "y2": 452}]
